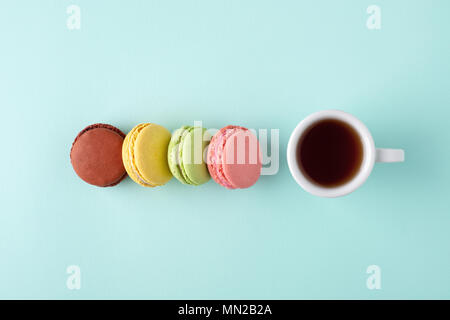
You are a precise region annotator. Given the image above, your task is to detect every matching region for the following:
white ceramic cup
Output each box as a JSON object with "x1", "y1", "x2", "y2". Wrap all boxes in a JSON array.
[{"x1": 287, "y1": 110, "x2": 405, "y2": 197}]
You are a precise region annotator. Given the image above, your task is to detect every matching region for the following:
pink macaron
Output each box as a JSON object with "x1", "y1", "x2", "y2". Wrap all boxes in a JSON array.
[{"x1": 207, "y1": 125, "x2": 262, "y2": 189}]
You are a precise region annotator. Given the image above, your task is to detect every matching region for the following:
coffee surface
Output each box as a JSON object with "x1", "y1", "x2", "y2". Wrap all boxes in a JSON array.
[{"x1": 297, "y1": 119, "x2": 363, "y2": 188}]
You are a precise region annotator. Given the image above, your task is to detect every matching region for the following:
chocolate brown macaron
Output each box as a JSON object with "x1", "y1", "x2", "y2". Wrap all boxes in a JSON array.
[{"x1": 70, "y1": 123, "x2": 127, "y2": 187}]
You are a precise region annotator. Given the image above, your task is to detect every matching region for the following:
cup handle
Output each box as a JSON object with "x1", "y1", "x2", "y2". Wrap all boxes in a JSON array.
[{"x1": 376, "y1": 148, "x2": 405, "y2": 162}]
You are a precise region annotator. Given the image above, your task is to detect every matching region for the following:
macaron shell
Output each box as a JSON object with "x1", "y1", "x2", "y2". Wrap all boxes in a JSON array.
[
  {"x1": 207, "y1": 126, "x2": 241, "y2": 189},
  {"x1": 134, "y1": 124, "x2": 172, "y2": 186},
  {"x1": 71, "y1": 124, "x2": 126, "y2": 187},
  {"x1": 121, "y1": 125, "x2": 134, "y2": 184},
  {"x1": 178, "y1": 128, "x2": 196, "y2": 185},
  {"x1": 222, "y1": 129, "x2": 262, "y2": 189},
  {"x1": 206, "y1": 127, "x2": 227, "y2": 187},
  {"x1": 167, "y1": 126, "x2": 189, "y2": 184},
  {"x1": 122, "y1": 123, "x2": 155, "y2": 187},
  {"x1": 181, "y1": 127, "x2": 211, "y2": 185}
]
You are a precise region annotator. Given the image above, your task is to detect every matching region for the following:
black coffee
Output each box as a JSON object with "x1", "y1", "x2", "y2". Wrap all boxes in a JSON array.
[{"x1": 296, "y1": 119, "x2": 363, "y2": 188}]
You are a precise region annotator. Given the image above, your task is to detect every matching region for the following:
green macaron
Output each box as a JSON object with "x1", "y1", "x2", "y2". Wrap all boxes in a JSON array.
[{"x1": 168, "y1": 126, "x2": 211, "y2": 186}]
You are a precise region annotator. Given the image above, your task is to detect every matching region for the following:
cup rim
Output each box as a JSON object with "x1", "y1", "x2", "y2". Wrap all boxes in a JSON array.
[{"x1": 287, "y1": 110, "x2": 375, "y2": 197}]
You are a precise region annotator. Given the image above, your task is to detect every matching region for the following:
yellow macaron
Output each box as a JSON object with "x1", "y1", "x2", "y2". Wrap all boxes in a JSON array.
[{"x1": 122, "y1": 123, "x2": 172, "y2": 187}]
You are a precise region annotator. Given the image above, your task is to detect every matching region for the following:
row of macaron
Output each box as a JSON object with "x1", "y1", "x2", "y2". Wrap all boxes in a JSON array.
[{"x1": 70, "y1": 123, "x2": 262, "y2": 189}]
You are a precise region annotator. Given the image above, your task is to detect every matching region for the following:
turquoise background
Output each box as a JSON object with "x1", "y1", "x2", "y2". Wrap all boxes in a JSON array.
[{"x1": 0, "y1": 0, "x2": 449, "y2": 299}]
